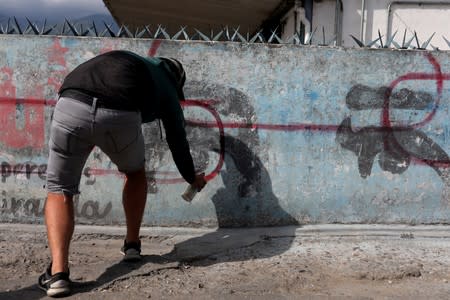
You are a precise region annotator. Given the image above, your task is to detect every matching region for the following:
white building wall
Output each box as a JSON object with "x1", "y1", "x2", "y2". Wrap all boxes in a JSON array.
[
  {"x1": 281, "y1": 0, "x2": 450, "y2": 49},
  {"x1": 311, "y1": 0, "x2": 336, "y2": 45},
  {"x1": 281, "y1": 6, "x2": 310, "y2": 39},
  {"x1": 384, "y1": 1, "x2": 450, "y2": 49}
]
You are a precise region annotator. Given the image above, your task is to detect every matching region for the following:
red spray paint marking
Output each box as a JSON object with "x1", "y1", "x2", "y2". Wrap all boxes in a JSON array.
[
  {"x1": 0, "y1": 98, "x2": 57, "y2": 106},
  {"x1": 1, "y1": 52, "x2": 449, "y2": 180},
  {"x1": 148, "y1": 40, "x2": 163, "y2": 57},
  {"x1": 157, "y1": 100, "x2": 225, "y2": 183},
  {"x1": 48, "y1": 39, "x2": 69, "y2": 66},
  {"x1": 3, "y1": 83, "x2": 450, "y2": 180},
  {"x1": 187, "y1": 119, "x2": 339, "y2": 132},
  {"x1": 47, "y1": 40, "x2": 69, "y2": 93},
  {"x1": 383, "y1": 53, "x2": 445, "y2": 129},
  {"x1": 0, "y1": 40, "x2": 64, "y2": 150},
  {"x1": 0, "y1": 68, "x2": 46, "y2": 149},
  {"x1": 184, "y1": 99, "x2": 340, "y2": 131},
  {"x1": 382, "y1": 53, "x2": 450, "y2": 168}
]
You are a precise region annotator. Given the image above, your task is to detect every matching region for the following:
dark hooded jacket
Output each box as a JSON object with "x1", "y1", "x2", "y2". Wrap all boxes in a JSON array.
[{"x1": 58, "y1": 50, "x2": 195, "y2": 183}]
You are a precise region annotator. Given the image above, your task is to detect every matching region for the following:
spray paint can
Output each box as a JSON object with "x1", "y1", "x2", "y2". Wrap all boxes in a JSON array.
[
  {"x1": 182, "y1": 184, "x2": 198, "y2": 202},
  {"x1": 181, "y1": 170, "x2": 205, "y2": 202}
]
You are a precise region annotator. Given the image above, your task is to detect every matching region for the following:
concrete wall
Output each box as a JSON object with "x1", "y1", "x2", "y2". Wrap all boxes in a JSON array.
[{"x1": 1, "y1": 35, "x2": 450, "y2": 226}]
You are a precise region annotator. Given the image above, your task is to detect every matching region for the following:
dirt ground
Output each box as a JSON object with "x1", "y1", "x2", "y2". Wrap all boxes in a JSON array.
[{"x1": 0, "y1": 224, "x2": 450, "y2": 299}]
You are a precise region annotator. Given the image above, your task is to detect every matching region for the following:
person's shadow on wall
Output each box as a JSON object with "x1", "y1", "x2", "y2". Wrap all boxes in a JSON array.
[{"x1": 164, "y1": 135, "x2": 299, "y2": 265}]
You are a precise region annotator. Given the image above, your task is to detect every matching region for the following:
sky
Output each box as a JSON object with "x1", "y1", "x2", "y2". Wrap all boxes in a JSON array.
[{"x1": 0, "y1": 0, "x2": 111, "y2": 20}]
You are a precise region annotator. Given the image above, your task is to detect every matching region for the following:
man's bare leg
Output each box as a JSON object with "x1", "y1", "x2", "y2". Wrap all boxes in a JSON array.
[
  {"x1": 45, "y1": 192, "x2": 74, "y2": 275},
  {"x1": 122, "y1": 168, "x2": 148, "y2": 243}
]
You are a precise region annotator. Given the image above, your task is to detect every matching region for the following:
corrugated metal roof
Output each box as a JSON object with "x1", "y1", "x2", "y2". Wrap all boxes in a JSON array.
[{"x1": 103, "y1": 0, "x2": 286, "y2": 34}]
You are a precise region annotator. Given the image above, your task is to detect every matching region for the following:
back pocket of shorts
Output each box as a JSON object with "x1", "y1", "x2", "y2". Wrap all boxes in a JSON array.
[
  {"x1": 104, "y1": 126, "x2": 139, "y2": 153},
  {"x1": 50, "y1": 121, "x2": 90, "y2": 155}
]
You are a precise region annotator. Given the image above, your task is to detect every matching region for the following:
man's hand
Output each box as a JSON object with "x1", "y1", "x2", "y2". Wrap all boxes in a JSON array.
[{"x1": 191, "y1": 173, "x2": 207, "y2": 191}]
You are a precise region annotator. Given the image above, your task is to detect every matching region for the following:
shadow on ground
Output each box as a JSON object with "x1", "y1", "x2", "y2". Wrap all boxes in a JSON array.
[
  {"x1": 0, "y1": 255, "x2": 170, "y2": 299},
  {"x1": 0, "y1": 134, "x2": 299, "y2": 298}
]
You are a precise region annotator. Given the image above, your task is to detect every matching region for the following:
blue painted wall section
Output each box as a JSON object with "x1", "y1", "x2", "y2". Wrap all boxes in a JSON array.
[{"x1": 0, "y1": 36, "x2": 449, "y2": 226}]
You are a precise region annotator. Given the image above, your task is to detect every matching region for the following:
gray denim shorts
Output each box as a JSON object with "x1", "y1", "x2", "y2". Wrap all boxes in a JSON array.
[{"x1": 46, "y1": 97, "x2": 145, "y2": 195}]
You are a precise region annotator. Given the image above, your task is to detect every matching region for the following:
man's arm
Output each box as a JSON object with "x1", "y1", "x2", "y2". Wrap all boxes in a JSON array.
[
  {"x1": 160, "y1": 99, "x2": 207, "y2": 191},
  {"x1": 160, "y1": 95, "x2": 197, "y2": 184}
]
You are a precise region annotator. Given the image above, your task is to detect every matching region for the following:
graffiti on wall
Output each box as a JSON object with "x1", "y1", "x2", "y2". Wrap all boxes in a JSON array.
[
  {"x1": 1, "y1": 161, "x2": 47, "y2": 182},
  {"x1": 0, "y1": 191, "x2": 112, "y2": 220},
  {"x1": 336, "y1": 54, "x2": 450, "y2": 184},
  {"x1": 1, "y1": 39, "x2": 450, "y2": 223},
  {"x1": 336, "y1": 85, "x2": 447, "y2": 178}
]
